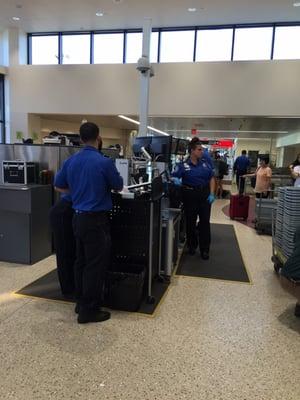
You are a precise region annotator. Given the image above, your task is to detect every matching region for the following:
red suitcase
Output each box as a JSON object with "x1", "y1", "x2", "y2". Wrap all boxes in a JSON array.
[{"x1": 229, "y1": 194, "x2": 249, "y2": 220}]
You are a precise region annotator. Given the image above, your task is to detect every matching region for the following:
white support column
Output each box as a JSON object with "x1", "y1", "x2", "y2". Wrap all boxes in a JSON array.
[{"x1": 137, "y1": 18, "x2": 152, "y2": 137}]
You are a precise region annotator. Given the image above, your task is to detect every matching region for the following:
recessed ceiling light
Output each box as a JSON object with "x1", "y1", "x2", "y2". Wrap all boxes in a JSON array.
[
  {"x1": 293, "y1": 2, "x2": 300, "y2": 6},
  {"x1": 188, "y1": 7, "x2": 197, "y2": 12},
  {"x1": 12, "y1": 16, "x2": 20, "y2": 21},
  {"x1": 96, "y1": 11, "x2": 104, "y2": 17}
]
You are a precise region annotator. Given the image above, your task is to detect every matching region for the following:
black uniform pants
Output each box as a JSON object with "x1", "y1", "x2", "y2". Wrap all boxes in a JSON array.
[
  {"x1": 49, "y1": 199, "x2": 76, "y2": 295},
  {"x1": 236, "y1": 172, "x2": 246, "y2": 194},
  {"x1": 182, "y1": 186, "x2": 211, "y2": 252},
  {"x1": 72, "y1": 212, "x2": 111, "y2": 313}
]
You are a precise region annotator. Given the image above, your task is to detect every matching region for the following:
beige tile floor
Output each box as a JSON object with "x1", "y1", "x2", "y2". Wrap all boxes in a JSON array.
[{"x1": 0, "y1": 200, "x2": 299, "y2": 400}]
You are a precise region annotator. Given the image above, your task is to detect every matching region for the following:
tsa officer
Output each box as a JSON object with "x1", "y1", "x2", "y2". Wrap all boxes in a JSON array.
[
  {"x1": 172, "y1": 137, "x2": 215, "y2": 259},
  {"x1": 233, "y1": 150, "x2": 250, "y2": 194},
  {"x1": 54, "y1": 122, "x2": 123, "y2": 324},
  {"x1": 49, "y1": 193, "x2": 76, "y2": 296}
]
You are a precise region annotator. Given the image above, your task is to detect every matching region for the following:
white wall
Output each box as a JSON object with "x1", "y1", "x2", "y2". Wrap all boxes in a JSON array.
[
  {"x1": 6, "y1": 59, "x2": 300, "y2": 142},
  {"x1": 276, "y1": 132, "x2": 300, "y2": 147},
  {"x1": 235, "y1": 138, "x2": 273, "y2": 155}
]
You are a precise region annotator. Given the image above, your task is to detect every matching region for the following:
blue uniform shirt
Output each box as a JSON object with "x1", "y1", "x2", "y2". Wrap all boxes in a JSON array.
[
  {"x1": 234, "y1": 155, "x2": 250, "y2": 173},
  {"x1": 54, "y1": 146, "x2": 123, "y2": 211},
  {"x1": 61, "y1": 193, "x2": 72, "y2": 203},
  {"x1": 172, "y1": 157, "x2": 213, "y2": 187}
]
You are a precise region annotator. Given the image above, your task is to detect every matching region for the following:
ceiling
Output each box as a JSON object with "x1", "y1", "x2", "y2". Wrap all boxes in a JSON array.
[
  {"x1": 0, "y1": 0, "x2": 300, "y2": 33},
  {"x1": 36, "y1": 113, "x2": 300, "y2": 140}
]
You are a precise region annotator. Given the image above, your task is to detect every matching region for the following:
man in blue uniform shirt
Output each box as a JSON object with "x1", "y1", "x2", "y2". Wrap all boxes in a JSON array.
[
  {"x1": 55, "y1": 122, "x2": 123, "y2": 324},
  {"x1": 233, "y1": 150, "x2": 250, "y2": 194},
  {"x1": 172, "y1": 137, "x2": 215, "y2": 259}
]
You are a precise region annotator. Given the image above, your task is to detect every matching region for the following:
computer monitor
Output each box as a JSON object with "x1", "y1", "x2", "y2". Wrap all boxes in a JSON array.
[
  {"x1": 102, "y1": 148, "x2": 119, "y2": 159},
  {"x1": 132, "y1": 136, "x2": 152, "y2": 156},
  {"x1": 176, "y1": 139, "x2": 188, "y2": 155},
  {"x1": 64, "y1": 133, "x2": 81, "y2": 146},
  {"x1": 149, "y1": 136, "x2": 172, "y2": 162},
  {"x1": 171, "y1": 138, "x2": 179, "y2": 154}
]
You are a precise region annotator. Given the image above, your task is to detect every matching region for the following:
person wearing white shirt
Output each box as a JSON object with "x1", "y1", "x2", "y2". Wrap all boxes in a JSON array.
[{"x1": 293, "y1": 165, "x2": 300, "y2": 187}]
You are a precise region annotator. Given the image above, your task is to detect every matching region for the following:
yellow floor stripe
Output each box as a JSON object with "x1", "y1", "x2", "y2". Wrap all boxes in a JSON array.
[{"x1": 12, "y1": 282, "x2": 171, "y2": 319}]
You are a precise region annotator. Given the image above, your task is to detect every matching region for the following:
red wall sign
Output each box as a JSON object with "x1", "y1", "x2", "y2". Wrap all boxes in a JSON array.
[{"x1": 212, "y1": 140, "x2": 233, "y2": 148}]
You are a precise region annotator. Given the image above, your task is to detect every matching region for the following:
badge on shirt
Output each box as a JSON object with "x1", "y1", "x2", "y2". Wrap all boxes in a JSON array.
[{"x1": 184, "y1": 162, "x2": 191, "y2": 171}]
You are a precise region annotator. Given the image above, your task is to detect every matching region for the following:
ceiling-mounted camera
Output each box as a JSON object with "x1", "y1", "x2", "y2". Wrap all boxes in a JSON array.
[{"x1": 136, "y1": 56, "x2": 151, "y2": 73}]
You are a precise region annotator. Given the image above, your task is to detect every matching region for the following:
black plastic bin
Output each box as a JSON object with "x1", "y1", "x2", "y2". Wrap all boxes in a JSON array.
[{"x1": 105, "y1": 264, "x2": 146, "y2": 312}]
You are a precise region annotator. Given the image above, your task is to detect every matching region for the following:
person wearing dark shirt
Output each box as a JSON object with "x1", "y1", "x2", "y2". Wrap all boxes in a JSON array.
[
  {"x1": 49, "y1": 194, "x2": 76, "y2": 296},
  {"x1": 213, "y1": 153, "x2": 228, "y2": 198},
  {"x1": 233, "y1": 150, "x2": 250, "y2": 194},
  {"x1": 54, "y1": 122, "x2": 123, "y2": 324},
  {"x1": 172, "y1": 137, "x2": 215, "y2": 259}
]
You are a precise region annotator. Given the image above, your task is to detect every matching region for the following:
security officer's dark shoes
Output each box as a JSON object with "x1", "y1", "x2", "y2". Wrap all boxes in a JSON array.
[
  {"x1": 77, "y1": 310, "x2": 111, "y2": 324},
  {"x1": 200, "y1": 250, "x2": 210, "y2": 260},
  {"x1": 75, "y1": 304, "x2": 80, "y2": 314}
]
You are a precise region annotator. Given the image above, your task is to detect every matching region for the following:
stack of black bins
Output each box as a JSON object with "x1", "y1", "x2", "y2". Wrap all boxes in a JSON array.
[{"x1": 106, "y1": 192, "x2": 161, "y2": 312}]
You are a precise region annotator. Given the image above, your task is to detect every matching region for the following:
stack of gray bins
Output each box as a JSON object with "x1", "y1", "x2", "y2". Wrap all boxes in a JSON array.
[
  {"x1": 255, "y1": 197, "x2": 278, "y2": 234},
  {"x1": 275, "y1": 188, "x2": 285, "y2": 250},
  {"x1": 275, "y1": 187, "x2": 300, "y2": 258}
]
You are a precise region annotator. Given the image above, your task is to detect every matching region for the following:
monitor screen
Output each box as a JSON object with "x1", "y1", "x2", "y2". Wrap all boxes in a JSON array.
[
  {"x1": 132, "y1": 136, "x2": 152, "y2": 156},
  {"x1": 149, "y1": 136, "x2": 172, "y2": 162},
  {"x1": 101, "y1": 148, "x2": 119, "y2": 159},
  {"x1": 64, "y1": 133, "x2": 81, "y2": 146},
  {"x1": 171, "y1": 138, "x2": 179, "y2": 154},
  {"x1": 176, "y1": 139, "x2": 188, "y2": 155}
]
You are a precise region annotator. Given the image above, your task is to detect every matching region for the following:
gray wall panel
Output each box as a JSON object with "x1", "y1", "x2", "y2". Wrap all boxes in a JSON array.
[
  {"x1": 13, "y1": 144, "x2": 60, "y2": 174},
  {"x1": 59, "y1": 146, "x2": 81, "y2": 168}
]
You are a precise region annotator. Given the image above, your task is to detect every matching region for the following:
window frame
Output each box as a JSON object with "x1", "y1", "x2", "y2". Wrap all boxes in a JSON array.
[
  {"x1": 232, "y1": 25, "x2": 274, "y2": 61},
  {"x1": 27, "y1": 21, "x2": 300, "y2": 65},
  {"x1": 93, "y1": 29, "x2": 125, "y2": 64},
  {"x1": 0, "y1": 74, "x2": 5, "y2": 143},
  {"x1": 61, "y1": 32, "x2": 91, "y2": 65}
]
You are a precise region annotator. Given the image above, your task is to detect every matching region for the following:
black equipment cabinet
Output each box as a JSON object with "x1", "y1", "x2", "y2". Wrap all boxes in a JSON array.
[
  {"x1": 0, "y1": 184, "x2": 52, "y2": 264},
  {"x1": 110, "y1": 193, "x2": 161, "y2": 303}
]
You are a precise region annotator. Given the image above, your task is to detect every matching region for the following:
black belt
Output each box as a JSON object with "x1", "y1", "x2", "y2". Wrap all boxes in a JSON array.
[{"x1": 75, "y1": 210, "x2": 108, "y2": 215}]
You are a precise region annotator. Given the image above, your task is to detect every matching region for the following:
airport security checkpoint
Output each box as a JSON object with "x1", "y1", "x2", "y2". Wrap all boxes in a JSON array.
[{"x1": 0, "y1": 135, "x2": 188, "y2": 312}]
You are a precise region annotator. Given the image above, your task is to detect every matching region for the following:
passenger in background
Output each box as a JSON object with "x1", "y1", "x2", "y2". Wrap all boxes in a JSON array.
[
  {"x1": 49, "y1": 194, "x2": 76, "y2": 297},
  {"x1": 243, "y1": 156, "x2": 272, "y2": 198},
  {"x1": 54, "y1": 122, "x2": 123, "y2": 324},
  {"x1": 172, "y1": 137, "x2": 215, "y2": 260},
  {"x1": 233, "y1": 150, "x2": 250, "y2": 194},
  {"x1": 289, "y1": 154, "x2": 300, "y2": 186},
  {"x1": 213, "y1": 152, "x2": 228, "y2": 199}
]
